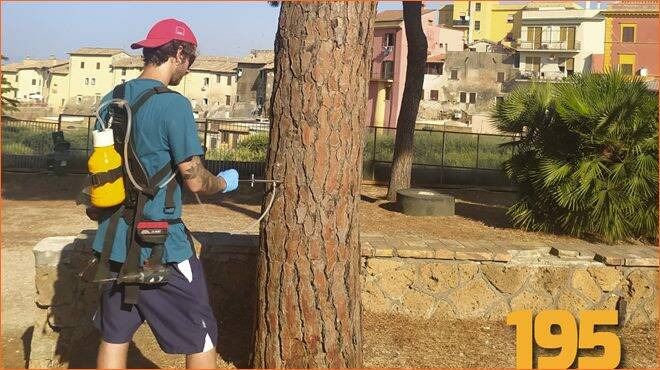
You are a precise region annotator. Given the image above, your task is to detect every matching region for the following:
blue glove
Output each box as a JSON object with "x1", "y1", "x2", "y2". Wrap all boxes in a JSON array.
[{"x1": 217, "y1": 169, "x2": 239, "y2": 193}]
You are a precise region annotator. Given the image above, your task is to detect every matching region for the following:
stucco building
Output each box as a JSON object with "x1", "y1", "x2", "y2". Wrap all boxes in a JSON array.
[
  {"x1": 367, "y1": 7, "x2": 464, "y2": 127},
  {"x1": 602, "y1": 0, "x2": 659, "y2": 79},
  {"x1": 2, "y1": 57, "x2": 66, "y2": 103},
  {"x1": 514, "y1": 7, "x2": 605, "y2": 80}
]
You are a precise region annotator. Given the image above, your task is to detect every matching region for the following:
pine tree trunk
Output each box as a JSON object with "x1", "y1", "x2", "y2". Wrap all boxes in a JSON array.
[
  {"x1": 251, "y1": 3, "x2": 376, "y2": 368},
  {"x1": 386, "y1": 2, "x2": 428, "y2": 201}
]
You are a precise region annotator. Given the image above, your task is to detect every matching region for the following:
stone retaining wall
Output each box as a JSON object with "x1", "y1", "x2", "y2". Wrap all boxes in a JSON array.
[{"x1": 29, "y1": 231, "x2": 658, "y2": 367}]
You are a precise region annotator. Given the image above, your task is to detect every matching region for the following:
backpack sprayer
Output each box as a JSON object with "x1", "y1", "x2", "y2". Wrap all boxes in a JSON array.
[{"x1": 84, "y1": 92, "x2": 280, "y2": 286}]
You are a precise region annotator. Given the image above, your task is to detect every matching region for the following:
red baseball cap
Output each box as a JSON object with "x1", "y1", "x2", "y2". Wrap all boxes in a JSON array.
[{"x1": 131, "y1": 18, "x2": 198, "y2": 49}]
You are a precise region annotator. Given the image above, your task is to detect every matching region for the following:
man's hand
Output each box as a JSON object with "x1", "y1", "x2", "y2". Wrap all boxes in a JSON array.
[
  {"x1": 217, "y1": 169, "x2": 239, "y2": 193},
  {"x1": 178, "y1": 156, "x2": 236, "y2": 195}
]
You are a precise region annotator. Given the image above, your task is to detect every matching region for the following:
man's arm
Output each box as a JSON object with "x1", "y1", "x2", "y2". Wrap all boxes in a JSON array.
[{"x1": 178, "y1": 156, "x2": 227, "y2": 195}]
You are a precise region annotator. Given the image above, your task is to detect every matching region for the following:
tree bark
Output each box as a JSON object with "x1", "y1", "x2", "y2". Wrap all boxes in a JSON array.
[
  {"x1": 251, "y1": 3, "x2": 376, "y2": 368},
  {"x1": 386, "y1": 2, "x2": 428, "y2": 201}
]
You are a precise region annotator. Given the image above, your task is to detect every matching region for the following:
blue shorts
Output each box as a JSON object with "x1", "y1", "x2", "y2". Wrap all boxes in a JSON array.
[{"x1": 93, "y1": 254, "x2": 218, "y2": 355}]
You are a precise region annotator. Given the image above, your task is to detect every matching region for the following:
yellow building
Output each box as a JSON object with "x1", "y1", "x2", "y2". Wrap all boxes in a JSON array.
[
  {"x1": 174, "y1": 56, "x2": 239, "y2": 111},
  {"x1": 452, "y1": 1, "x2": 580, "y2": 46},
  {"x1": 2, "y1": 58, "x2": 65, "y2": 102},
  {"x1": 67, "y1": 47, "x2": 130, "y2": 102},
  {"x1": 47, "y1": 63, "x2": 69, "y2": 109}
]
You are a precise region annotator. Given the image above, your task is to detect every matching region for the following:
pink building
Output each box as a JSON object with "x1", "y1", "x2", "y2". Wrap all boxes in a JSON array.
[
  {"x1": 603, "y1": 1, "x2": 659, "y2": 79},
  {"x1": 367, "y1": 8, "x2": 464, "y2": 127}
]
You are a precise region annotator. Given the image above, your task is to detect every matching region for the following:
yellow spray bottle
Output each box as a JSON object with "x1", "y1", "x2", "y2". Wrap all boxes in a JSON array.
[{"x1": 88, "y1": 129, "x2": 125, "y2": 207}]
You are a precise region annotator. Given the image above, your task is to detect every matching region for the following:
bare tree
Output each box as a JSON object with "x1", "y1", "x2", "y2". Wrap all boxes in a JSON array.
[
  {"x1": 251, "y1": 2, "x2": 376, "y2": 368},
  {"x1": 386, "y1": 2, "x2": 428, "y2": 201}
]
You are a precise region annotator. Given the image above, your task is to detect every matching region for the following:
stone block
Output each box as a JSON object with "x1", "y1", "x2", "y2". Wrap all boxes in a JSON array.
[
  {"x1": 593, "y1": 246, "x2": 626, "y2": 266},
  {"x1": 33, "y1": 236, "x2": 77, "y2": 267},
  {"x1": 437, "y1": 238, "x2": 465, "y2": 249},
  {"x1": 35, "y1": 266, "x2": 77, "y2": 307},
  {"x1": 624, "y1": 257, "x2": 659, "y2": 267},
  {"x1": 361, "y1": 280, "x2": 392, "y2": 313},
  {"x1": 401, "y1": 289, "x2": 436, "y2": 318},
  {"x1": 417, "y1": 263, "x2": 461, "y2": 294},
  {"x1": 377, "y1": 265, "x2": 416, "y2": 300},
  {"x1": 624, "y1": 269, "x2": 654, "y2": 308},
  {"x1": 481, "y1": 265, "x2": 530, "y2": 294},
  {"x1": 373, "y1": 246, "x2": 395, "y2": 257},
  {"x1": 455, "y1": 249, "x2": 493, "y2": 261},
  {"x1": 430, "y1": 299, "x2": 455, "y2": 319},
  {"x1": 643, "y1": 296, "x2": 658, "y2": 321},
  {"x1": 556, "y1": 290, "x2": 592, "y2": 315},
  {"x1": 571, "y1": 269, "x2": 602, "y2": 303},
  {"x1": 457, "y1": 263, "x2": 480, "y2": 282},
  {"x1": 448, "y1": 278, "x2": 500, "y2": 318},
  {"x1": 587, "y1": 266, "x2": 623, "y2": 292},
  {"x1": 485, "y1": 300, "x2": 511, "y2": 321},
  {"x1": 593, "y1": 293, "x2": 619, "y2": 311},
  {"x1": 486, "y1": 245, "x2": 512, "y2": 262},
  {"x1": 509, "y1": 285, "x2": 554, "y2": 313},
  {"x1": 360, "y1": 242, "x2": 374, "y2": 257},
  {"x1": 396, "y1": 246, "x2": 435, "y2": 259},
  {"x1": 529, "y1": 266, "x2": 572, "y2": 296},
  {"x1": 365, "y1": 258, "x2": 405, "y2": 276}
]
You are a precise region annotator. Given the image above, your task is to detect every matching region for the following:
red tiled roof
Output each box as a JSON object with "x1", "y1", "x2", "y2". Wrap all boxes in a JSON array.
[{"x1": 427, "y1": 54, "x2": 446, "y2": 63}]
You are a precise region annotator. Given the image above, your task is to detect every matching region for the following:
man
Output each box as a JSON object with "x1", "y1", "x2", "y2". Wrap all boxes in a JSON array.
[{"x1": 89, "y1": 19, "x2": 236, "y2": 368}]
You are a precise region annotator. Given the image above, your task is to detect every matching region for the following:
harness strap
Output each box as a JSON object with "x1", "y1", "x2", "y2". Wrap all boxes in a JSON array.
[
  {"x1": 83, "y1": 167, "x2": 123, "y2": 187},
  {"x1": 93, "y1": 205, "x2": 124, "y2": 282}
]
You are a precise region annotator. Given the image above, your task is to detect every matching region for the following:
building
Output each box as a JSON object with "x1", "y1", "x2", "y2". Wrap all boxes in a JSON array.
[
  {"x1": 174, "y1": 56, "x2": 239, "y2": 115},
  {"x1": 2, "y1": 57, "x2": 66, "y2": 103},
  {"x1": 367, "y1": 8, "x2": 464, "y2": 127},
  {"x1": 256, "y1": 61, "x2": 275, "y2": 118},
  {"x1": 451, "y1": 1, "x2": 525, "y2": 46},
  {"x1": 234, "y1": 50, "x2": 275, "y2": 117},
  {"x1": 67, "y1": 48, "x2": 130, "y2": 102},
  {"x1": 47, "y1": 63, "x2": 70, "y2": 109},
  {"x1": 514, "y1": 7, "x2": 605, "y2": 80},
  {"x1": 602, "y1": 0, "x2": 659, "y2": 79},
  {"x1": 418, "y1": 50, "x2": 519, "y2": 134}
]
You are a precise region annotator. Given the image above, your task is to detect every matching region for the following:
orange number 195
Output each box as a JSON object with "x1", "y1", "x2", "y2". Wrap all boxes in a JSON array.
[{"x1": 507, "y1": 309, "x2": 621, "y2": 369}]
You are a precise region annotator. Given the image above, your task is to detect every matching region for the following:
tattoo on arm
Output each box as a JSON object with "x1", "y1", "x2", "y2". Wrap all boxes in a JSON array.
[{"x1": 181, "y1": 156, "x2": 225, "y2": 195}]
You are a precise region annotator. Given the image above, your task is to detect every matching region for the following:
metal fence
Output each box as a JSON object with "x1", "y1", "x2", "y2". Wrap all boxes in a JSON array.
[
  {"x1": 363, "y1": 126, "x2": 516, "y2": 187},
  {"x1": 2, "y1": 116, "x2": 517, "y2": 187}
]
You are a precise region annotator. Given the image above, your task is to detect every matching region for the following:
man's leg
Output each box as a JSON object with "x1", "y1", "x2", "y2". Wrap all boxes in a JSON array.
[
  {"x1": 185, "y1": 347, "x2": 217, "y2": 369},
  {"x1": 97, "y1": 340, "x2": 129, "y2": 369}
]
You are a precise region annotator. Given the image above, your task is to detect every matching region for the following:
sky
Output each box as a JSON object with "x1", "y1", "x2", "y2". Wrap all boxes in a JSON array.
[
  {"x1": 2, "y1": 1, "x2": 594, "y2": 63},
  {"x1": 1, "y1": 1, "x2": 404, "y2": 62}
]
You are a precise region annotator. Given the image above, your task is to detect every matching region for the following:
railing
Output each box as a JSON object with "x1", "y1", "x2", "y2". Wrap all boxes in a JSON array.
[
  {"x1": 2, "y1": 118, "x2": 518, "y2": 188},
  {"x1": 515, "y1": 40, "x2": 581, "y2": 51}
]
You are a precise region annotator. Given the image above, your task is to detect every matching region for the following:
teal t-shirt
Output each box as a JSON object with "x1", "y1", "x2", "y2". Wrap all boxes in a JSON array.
[{"x1": 92, "y1": 78, "x2": 204, "y2": 264}]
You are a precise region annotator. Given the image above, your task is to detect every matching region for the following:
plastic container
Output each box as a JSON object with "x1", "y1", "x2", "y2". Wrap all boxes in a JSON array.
[{"x1": 88, "y1": 129, "x2": 125, "y2": 207}]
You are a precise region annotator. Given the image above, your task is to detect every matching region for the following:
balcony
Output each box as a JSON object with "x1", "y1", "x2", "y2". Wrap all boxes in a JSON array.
[
  {"x1": 516, "y1": 70, "x2": 572, "y2": 81},
  {"x1": 452, "y1": 19, "x2": 470, "y2": 28},
  {"x1": 514, "y1": 40, "x2": 581, "y2": 51}
]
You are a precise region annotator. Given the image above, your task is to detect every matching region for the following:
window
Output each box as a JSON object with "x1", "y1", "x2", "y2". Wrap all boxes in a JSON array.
[
  {"x1": 52, "y1": 88, "x2": 57, "y2": 94},
  {"x1": 203, "y1": 77, "x2": 209, "y2": 86},
  {"x1": 426, "y1": 62, "x2": 443, "y2": 75},
  {"x1": 226, "y1": 95, "x2": 231, "y2": 105},
  {"x1": 525, "y1": 57, "x2": 541, "y2": 72},
  {"x1": 217, "y1": 75, "x2": 222, "y2": 83},
  {"x1": 31, "y1": 79, "x2": 36, "y2": 85},
  {"x1": 236, "y1": 95, "x2": 240, "y2": 102},
  {"x1": 384, "y1": 33, "x2": 395, "y2": 47},
  {"x1": 77, "y1": 96, "x2": 82, "y2": 104},
  {"x1": 385, "y1": 86, "x2": 391, "y2": 100},
  {"x1": 497, "y1": 72, "x2": 505, "y2": 83},
  {"x1": 430, "y1": 90, "x2": 439, "y2": 101},
  {"x1": 450, "y1": 69, "x2": 458, "y2": 80},
  {"x1": 459, "y1": 92, "x2": 467, "y2": 103},
  {"x1": 226, "y1": 76, "x2": 232, "y2": 86},
  {"x1": 203, "y1": 98, "x2": 208, "y2": 105},
  {"x1": 80, "y1": 61, "x2": 85, "y2": 69},
  {"x1": 211, "y1": 137, "x2": 218, "y2": 148},
  {"x1": 475, "y1": 21, "x2": 481, "y2": 31},
  {"x1": 91, "y1": 78, "x2": 96, "y2": 85},
  {"x1": 96, "y1": 62, "x2": 101, "y2": 70},
  {"x1": 221, "y1": 132, "x2": 230, "y2": 143},
  {"x1": 61, "y1": 98, "x2": 65, "y2": 107},
  {"x1": 622, "y1": 25, "x2": 635, "y2": 42},
  {"x1": 469, "y1": 92, "x2": 477, "y2": 104},
  {"x1": 381, "y1": 61, "x2": 394, "y2": 79},
  {"x1": 475, "y1": 2, "x2": 481, "y2": 11},
  {"x1": 619, "y1": 54, "x2": 635, "y2": 75},
  {"x1": 121, "y1": 68, "x2": 126, "y2": 76},
  {"x1": 85, "y1": 78, "x2": 89, "y2": 85}
]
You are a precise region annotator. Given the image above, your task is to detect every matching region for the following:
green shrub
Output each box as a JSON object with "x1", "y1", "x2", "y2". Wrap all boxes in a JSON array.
[{"x1": 492, "y1": 72, "x2": 658, "y2": 243}]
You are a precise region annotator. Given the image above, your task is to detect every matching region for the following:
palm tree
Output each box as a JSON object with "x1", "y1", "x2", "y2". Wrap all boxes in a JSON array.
[{"x1": 493, "y1": 71, "x2": 658, "y2": 243}]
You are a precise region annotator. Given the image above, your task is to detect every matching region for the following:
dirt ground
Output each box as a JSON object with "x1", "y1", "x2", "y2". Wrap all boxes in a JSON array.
[{"x1": 1, "y1": 172, "x2": 657, "y2": 368}]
